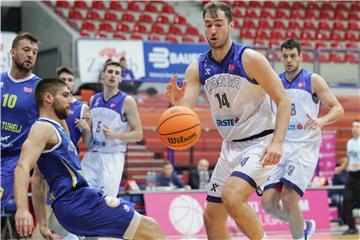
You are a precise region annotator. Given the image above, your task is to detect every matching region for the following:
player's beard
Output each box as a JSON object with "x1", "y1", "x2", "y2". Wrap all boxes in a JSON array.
[
  {"x1": 14, "y1": 57, "x2": 33, "y2": 73},
  {"x1": 53, "y1": 99, "x2": 69, "y2": 120},
  {"x1": 286, "y1": 63, "x2": 300, "y2": 74},
  {"x1": 207, "y1": 32, "x2": 230, "y2": 50}
]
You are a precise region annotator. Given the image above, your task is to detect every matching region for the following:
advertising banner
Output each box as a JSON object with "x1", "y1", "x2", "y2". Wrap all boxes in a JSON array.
[
  {"x1": 144, "y1": 190, "x2": 330, "y2": 237},
  {"x1": 318, "y1": 131, "x2": 337, "y2": 181},
  {"x1": 76, "y1": 39, "x2": 145, "y2": 83},
  {"x1": 143, "y1": 42, "x2": 209, "y2": 81},
  {"x1": 0, "y1": 32, "x2": 17, "y2": 72}
]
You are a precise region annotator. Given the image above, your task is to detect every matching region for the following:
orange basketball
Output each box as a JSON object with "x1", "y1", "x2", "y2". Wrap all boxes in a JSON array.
[{"x1": 157, "y1": 106, "x2": 201, "y2": 151}]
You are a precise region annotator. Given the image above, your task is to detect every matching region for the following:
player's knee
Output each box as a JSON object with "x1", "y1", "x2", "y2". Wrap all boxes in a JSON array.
[
  {"x1": 261, "y1": 196, "x2": 274, "y2": 214},
  {"x1": 139, "y1": 216, "x2": 164, "y2": 239},
  {"x1": 203, "y1": 207, "x2": 216, "y2": 226},
  {"x1": 280, "y1": 192, "x2": 298, "y2": 211},
  {"x1": 222, "y1": 188, "x2": 245, "y2": 213}
]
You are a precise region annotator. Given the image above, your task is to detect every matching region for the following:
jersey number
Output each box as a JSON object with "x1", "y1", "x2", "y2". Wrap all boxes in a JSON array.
[
  {"x1": 215, "y1": 93, "x2": 230, "y2": 108},
  {"x1": 95, "y1": 121, "x2": 102, "y2": 133},
  {"x1": 2, "y1": 94, "x2": 17, "y2": 108},
  {"x1": 291, "y1": 103, "x2": 296, "y2": 116}
]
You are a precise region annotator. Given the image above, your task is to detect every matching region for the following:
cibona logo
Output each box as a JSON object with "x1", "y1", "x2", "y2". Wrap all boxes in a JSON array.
[{"x1": 148, "y1": 47, "x2": 199, "y2": 68}]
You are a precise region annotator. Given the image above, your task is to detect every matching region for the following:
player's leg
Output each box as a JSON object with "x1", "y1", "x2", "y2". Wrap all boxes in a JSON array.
[
  {"x1": 131, "y1": 215, "x2": 166, "y2": 240},
  {"x1": 222, "y1": 177, "x2": 265, "y2": 239},
  {"x1": 98, "y1": 153, "x2": 124, "y2": 197},
  {"x1": 81, "y1": 152, "x2": 100, "y2": 191},
  {"x1": 203, "y1": 202, "x2": 230, "y2": 239},
  {"x1": 261, "y1": 188, "x2": 288, "y2": 222}
]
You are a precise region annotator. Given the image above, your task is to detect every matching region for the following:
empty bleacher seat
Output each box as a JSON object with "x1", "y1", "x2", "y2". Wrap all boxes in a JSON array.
[
  {"x1": 185, "y1": 26, "x2": 199, "y2": 36},
  {"x1": 130, "y1": 34, "x2": 144, "y2": 40},
  {"x1": 258, "y1": 20, "x2": 271, "y2": 29},
  {"x1": 288, "y1": 21, "x2": 301, "y2": 30},
  {"x1": 245, "y1": 9, "x2": 258, "y2": 18},
  {"x1": 157, "y1": 15, "x2": 170, "y2": 24},
  {"x1": 182, "y1": 36, "x2": 195, "y2": 43},
  {"x1": 345, "y1": 52, "x2": 359, "y2": 64},
  {"x1": 275, "y1": 10, "x2": 288, "y2": 19},
  {"x1": 285, "y1": 31, "x2": 299, "y2": 39},
  {"x1": 133, "y1": 24, "x2": 147, "y2": 34},
  {"x1": 162, "y1": 4, "x2": 174, "y2": 14},
  {"x1": 145, "y1": 3, "x2": 158, "y2": 12},
  {"x1": 333, "y1": 21, "x2": 346, "y2": 31},
  {"x1": 273, "y1": 20, "x2": 286, "y2": 29},
  {"x1": 81, "y1": 21, "x2": 96, "y2": 32},
  {"x1": 303, "y1": 21, "x2": 317, "y2": 30},
  {"x1": 99, "y1": 22, "x2": 113, "y2": 32},
  {"x1": 139, "y1": 14, "x2": 153, "y2": 23},
  {"x1": 270, "y1": 30, "x2": 283, "y2": 40},
  {"x1": 164, "y1": 35, "x2": 178, "y2": 43},
  {"x1": 240, "y1": 29, "x2": 255, "y2": 39},
  {"x1": 110, "y1": 1, "x2": 122, "y2": 10},
  {"x1": 104, "y1": 12, "x2": 118, "y2": 21},
  {"x1": 56, "y1": 0, "x2": 70, "y2": 8},
  {"x1": 113, "y1": 33, "x2": 126, "y2": 40},
  {"x1": 127, "y1": 2, "x2": 141, "y2": 11},
  {"x1": 248, "y1": 1, "x2": 262, "y2": 8},
  {"x1": 242, "y1": 19, "x2": 256, "y2": 29},
  {"x1": 278, "y1": 1, "x2": 291, "y2": 9},
  {"x1": 121, "y1": 13, "x2": 136, "y2": 22},
  {"x1": 260, "y1": 9, "x2": 273, "y2": 18},
  {"x1": 148, "y1": 35, "x2": 161, "y2": 41},
  {"x1": 263, "y1": 1, "x2": 276, "y2": 9},
  {"x1": 168, "y1": 25, "x2": 182, "y2": 35},
  {"x1": 116, "y1": 23, "x2": 131, "y2": 33},
  {"x1": 292, "y1": 2, "x2": 305, "y2": 9},
  {"x1": 68, "y1": 9, "x2": 83, "y2": 20},
  {"x1": 74, "y1": 0, "x2": 87, "y2": 9},
  {"x1": 174, "y1": 15, "x2": 187, "y2": 25},
  {"x1": 86, "y1": 10, "x2": 101, "y2": 20},
  {"x1": 151, "y1": 24, "x2": 165, "y2": 34},
  {"x1": 91, "y1": 1, "x2": 105, "y2": 10}
]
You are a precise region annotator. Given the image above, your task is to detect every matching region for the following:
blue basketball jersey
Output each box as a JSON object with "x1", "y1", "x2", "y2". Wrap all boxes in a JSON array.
[
  {"x1": 279, "y1": 69, "x2": 321, "y2": 143},
  {"x1": 89, "y1": 91, "x2": 129, "y2": 153},
  {"x1": 1, "y1": 72, "x2": 40, "y2": 155},
  {"x1": 36, "y1": 118, "x2": 88, "y2": 202},
  {"x1": 66, "y1": 99, "x2": 86, "y2": 151},
  {"x1": 198, "y1": 42, "x2": 275, "y2": 141}
]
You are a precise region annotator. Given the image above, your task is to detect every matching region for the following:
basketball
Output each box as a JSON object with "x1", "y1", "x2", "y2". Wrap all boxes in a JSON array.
[{"x1": 157, "y1": 106, "x2": 201, "y2": 151}]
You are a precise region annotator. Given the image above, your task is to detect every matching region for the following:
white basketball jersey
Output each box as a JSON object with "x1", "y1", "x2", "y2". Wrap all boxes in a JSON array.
[
  {"x1": 278, "y1": 69, "x2": 321, "y2": 143},
  {"x1": 88, "y1": 92, "x2": 129, "y2": 153},
  {"x1": 198, "y1": 43, "x2": 275, "y2": 141}
]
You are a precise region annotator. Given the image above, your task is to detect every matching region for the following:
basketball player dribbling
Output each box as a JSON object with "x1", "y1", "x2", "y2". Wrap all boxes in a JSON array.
[
  {"x1": 261, "y1": 39, "x2": 344, "y2": 240},
  {"x1": 166, "y1": 2, "x2": 291, "y2": 239},
  {"x1": 14, "y1": 78, "x2": 166, "y2": 239}
]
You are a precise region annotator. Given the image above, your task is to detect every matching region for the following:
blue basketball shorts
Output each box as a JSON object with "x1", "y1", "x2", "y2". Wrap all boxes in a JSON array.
[
  {"x1": 52, "y1": 187, "x2": 141, "y2": 238},
  {"x1": 1, "y1": 154, "x2": 19, "y2": 210}
]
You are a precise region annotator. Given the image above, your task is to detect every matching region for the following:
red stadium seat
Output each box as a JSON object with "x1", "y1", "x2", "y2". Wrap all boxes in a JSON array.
[
  {"x1": 162, "y1": 4, "x2": 174, "y2": 14},
  {"x1": 275, "y1": 10, "x2": 288, "y2": 19},
  {"x1": 258, "y1": 20, "x2": 271, "y2": 29},
  {"x1": 301, "y1": 51, "x2": 313, "y2": 62},
  {"x1": 138, "y1": 14, "x2": 153, "y2": 23},
  {"x1": 273, "y1": 20, "x2": 286, "y2": 29},
  {"x1": 198, "y1": 37, "x2": 207, "y2": 43},
  {"x1": 270, "y1": 30, "x2": 283, "y2": 40},
  {"x1": 182, "y1": 36, "x2": 195, "y2": 43},
  {"x1": 351, "y1": 2, "x2": 360, "y2": 11},
  {"x1": 315, "y1": 42, "x2": 327, "y2": 49},
  {"x1": 316, "y1": 31, "x2": 330, "y2": 41},
  {"x1": 301, "y1": 31, "x2": 314, "y2": 41},
  {"x1": 248, "y1": 1, "x2": 261, "y2": 8},
  {"x1": 300, "y1": 41, "x2": 313, "y2": 49},
  {"x1": 68, "y1": 9, "x2": 83, "y2": 20},
  {"x1": 345, "y1": 52, "x2": 359, "y2": 64},
  {"x1": 127, "y1": 2, "x2": 140, "y2": 11},
  {"x1": 168, "y1": 25, "x2": 182, "y2": 35},
  {"x1": 110, "y1": 1, "x2": 122, "y2": 10},
  {"x1": 290, "y1": 10, "x2": 302, "y2": 19},
  {"x1": 245, "y1": 9, "x2": 258, "y2": 18},
  {"x1": 91, "y1": 1, "x2": 105, "y2": 10},
  {"x1": 104, "y1": 12, "x2": 117, "y2": 21},
  {"x1": 330, "y1": 42, "x2": 344, "y2": 49},
  {"x1": 121, "y1": 13, "x2": 135, "y2": 22},
  {"x1": 56, "y1": 0, "x2": 70, "y2": 8},
  {"x1": 95, "y1": 32, "x2": 108, "y2": 39},
  {"x1": 319, "y1": 11, "x2": 332, "y2": 20},
  {"x1": 260, "y1": 9, "x2": 273, "y2": 19},
  {"x1": 133, "y1": 24, "x2": 147, "y2": 34},
  {"x1": 80, "y1": 31, "x2": 90, "y2": 37},
  {"x1": 74, "y1": 1, "x2": 87, "y2": 9},
  {"x1": 253, "y1": 40, "x2": 266, "y2": 47},
  {"x1": 330, "y1": 52, "x2": 345, "y2": 63},
  {"x1": 322, "y1": 2, "x2": 334, "y2": 11},
  {"x1": 233, "y1": 19, "x2": 240, "y2": 29},
  {"x1": 336, "y1": 2, "x2": 349, "y2": 11},
  {"x1": 285, "y1": 31, "x2": 299, "y2": 39},
  {"x1": 99, "y1": 22, "x2": 113, "y2": 32},
  {"x1": 345, "y1": 32, "x2": 358, "y2": 42},
  {"x1": 331, "y1": 31, "x2": 343, "y2": 41},
  {"x1": 233, "y1": 1, "x2": 246, "y2": 7},
  {"x1": 333, "y1": 21, "x2": 346, "y2": 31},
  {"x1": 318, "y1": 21, "x2": 331, "y2": 31},
  {"x1": 303, "y1": 11, "x2": 318, "y2": 19},
  {"x1": 148, "y1": 35, "x2": 161, "y2": 41},
  {"x1": 278, "y1": 1, "x2": 291, "y2": 9},
  {"x1": 268, "y1": 41, "x2": 280, "y2": 49},
  {"x1": 130, "y1": 34, "x2": 143, "y2": 40},
  {"x1": 346, "y1": 42, "x2": 358, "y2": 49},
  {"x1": 255, "y1": 30, "x2": 269, "y2": 39},
  {"x1": 292, "y1": 2, "x2": 305, "y2": 9},
  {"x1": 348, "y1": 12, "x2": 359, "y2": 21},
  {"x1": 164, "y1": 35, "x2": 178, "y2": 43},
  {"x1": 86, "y1": 10, "x2": 100, "y2": 20},
  {"x1": 303, "y1": 21, "x2": 317, "y2": 30},
  {"x1": 319, "y1": 52, "x2": 330, "y2": 63},
  {"x1": 151, "y1": 24, "x2": 165, "y2": 34},
  {"x1": 145, "y1": 3, "x2": 158, "y2": 12},
  {"x1": 113, "y1": 33, "x2": 126, "y2": 40},
  {"x1": 288, "y1": 21, "x2": 301, "y2": 30},
  {"x1": 233, "y1": 9, "x2": 242, "y2": 18},
  {"x1": 156, "y1": 15, "x2": 170, "y2": 24},
  {"x1": 348, "y1": 22, "x2": 360, "y2": 31},
  {"x1": 81, "y1": 21, "x2": 96, "y2": 32},
  {"x1": 174, "y1": 15, "x2": 187, "y2": 25},
  {"x1": 242, "y1": 19, "x2": 256, "y2": 29},
  {"x1": 116, "y1": 23, "x2": 131, "y2": 33},
  {"x1": 185, "y1": 26, "x2": 199, "y2": 36},
  {"x1": 263, "y1": 1, "x2": 276, "y2": 9},
  {"x1": 307, "y1": 2, "x2": 319, "y2": 10},
  {"x1": 334, "y1": 12, "x2": 347, "y2": 20},
  {"x1": 240, "y1": 29, "x2": 255, "y2": 39}
]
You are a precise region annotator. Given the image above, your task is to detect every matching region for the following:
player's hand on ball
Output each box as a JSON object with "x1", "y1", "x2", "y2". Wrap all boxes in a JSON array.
[
  {"x1": 166, "y1": 74, "x2": 187, "y2": 106},
  {"x1": 40, "y1": 225, "x2": 62, "y2": 240},
  {"x1": 260, "y1": 142, "x2": 282, "y2": 167},
  {"x1": 15, "y1": 209, "x2": 34, "y2": 237}
]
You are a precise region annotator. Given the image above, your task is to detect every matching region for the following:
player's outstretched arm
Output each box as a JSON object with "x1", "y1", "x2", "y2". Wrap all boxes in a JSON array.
[
  {"x1": 14, "y1": 122, "x2": 57, "y2": 238},
  {"x1": 243, "y1": 49, "x2": 291, "y2": 166},
  {"x1": 166, "y1": 61, "x2": 201, "y2": 109}
]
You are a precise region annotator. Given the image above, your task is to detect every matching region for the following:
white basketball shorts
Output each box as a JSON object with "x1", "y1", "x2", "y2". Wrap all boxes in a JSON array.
[
  {"x1": 207, "y1": 134, "x2": 275, "y2": 203},
  {"x1": 81, "y1": 151, "x2": 125, "y2": 197},
  {"x1": 262, "y1": 141, "x2": 321, "y2": 196}
]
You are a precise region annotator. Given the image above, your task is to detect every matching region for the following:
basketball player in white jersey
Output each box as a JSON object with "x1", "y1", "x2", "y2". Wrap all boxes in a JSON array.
[
  {"x1": 261, "y1": 39, "x2": 344, "y2": 240},
  {"x1": 81, "y1": 61, "x2": 143, "y2": 197},
  {"x1": 167, "y1": 2, "x2": 291, "y2": 239}
]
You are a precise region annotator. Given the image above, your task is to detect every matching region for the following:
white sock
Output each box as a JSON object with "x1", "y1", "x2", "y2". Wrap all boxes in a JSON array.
[{"x1": 294, "y1": 237, "x2": 305, "y2": 240}]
